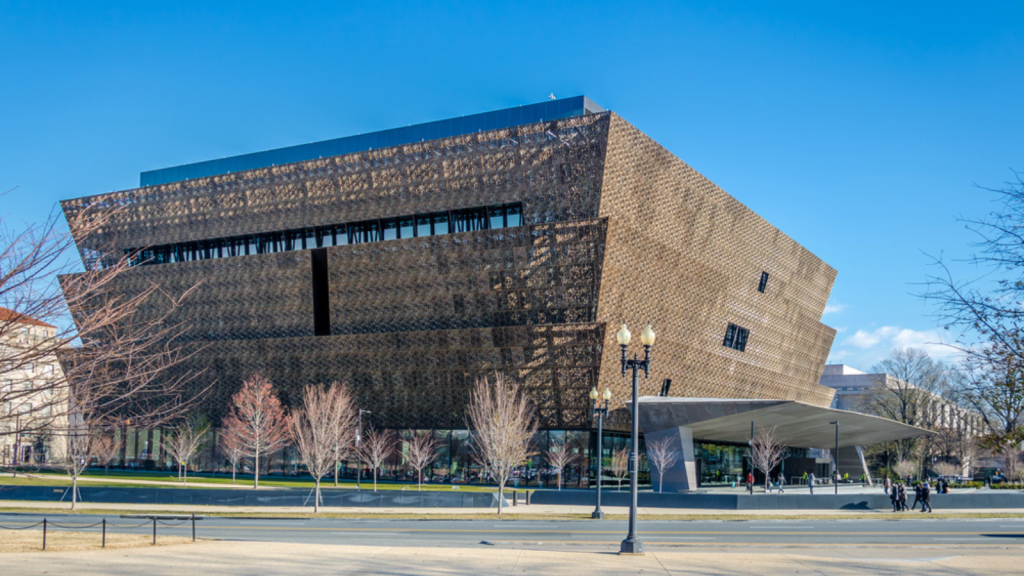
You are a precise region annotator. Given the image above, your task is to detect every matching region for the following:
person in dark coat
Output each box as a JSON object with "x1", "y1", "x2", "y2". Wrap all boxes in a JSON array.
[
  {"x1": 921, "y1": 482, "x2": 933, "y2": 512},
  {"x1": 898, "y1": 483, "x2": 909, "y2": 511},
  {"x1": 890, "y1": 482, "x2": 900, "y2": 512},
  {"x1": 911, "y1": 483, "x2": 922, "y2": 510}
]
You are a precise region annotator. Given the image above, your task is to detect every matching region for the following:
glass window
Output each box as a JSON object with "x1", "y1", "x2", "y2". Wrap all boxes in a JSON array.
[
  {"x1": 432, "y1": 214, "x2": 449, "y2": 235},
  {"x1": 399, "y1": 218, "x2": 414, "y2": 239},
  {"x1": 488, "y1": 207, "x2": 505, "y2": 230},
  {"x1": 382, "y1": 220, "x2": 399, "y2": 241},
  {"x1": 507, "y1": 205, "x2": 522, "y2": 227},
  {"x1": 334, "y1": 225, "x2": 348, "y2": 245},
  {"x1": 416, "y1": 216, "x2": 431, "y2": 238},
  {"x1": 758, "y1": 271, "x2": 769, "y2": 293},
  {"x1": 723, "y1": 323, "x2": 749, "y2": 352}
]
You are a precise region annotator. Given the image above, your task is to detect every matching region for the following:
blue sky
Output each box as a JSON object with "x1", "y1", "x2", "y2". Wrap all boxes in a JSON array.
[{"x1": 2, "y1": 1, "x2": 1022, "y2": 371}]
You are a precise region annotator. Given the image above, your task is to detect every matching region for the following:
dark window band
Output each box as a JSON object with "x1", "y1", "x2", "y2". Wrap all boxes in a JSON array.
[{"x1": 124, "y1": 203, "x2": 522, "y2": 267}]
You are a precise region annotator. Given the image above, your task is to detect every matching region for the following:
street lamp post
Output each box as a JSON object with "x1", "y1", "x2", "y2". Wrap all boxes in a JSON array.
[
  {"x1": 356, "y1": 409, "x2": 371, "y2": 490},
  {"x1": 617, "y1": 322, "x2": 655, "y2": 555},
  {"x1": 590, "y1": 386, "x2": 612, "y2": 520},
  {"x1": 830, "y1": 420, "x2": 839, "y2": 495}
]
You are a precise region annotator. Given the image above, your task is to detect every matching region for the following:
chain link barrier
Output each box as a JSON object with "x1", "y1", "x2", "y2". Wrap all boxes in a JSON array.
[{"x1": 0, "y1": 515, "x2": 202, "y2": 549}]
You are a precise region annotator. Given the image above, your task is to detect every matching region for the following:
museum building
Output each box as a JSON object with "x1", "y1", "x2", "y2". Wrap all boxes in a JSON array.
[{"x1": 61, "y1": 97, "x2": 926, "y2": 488}]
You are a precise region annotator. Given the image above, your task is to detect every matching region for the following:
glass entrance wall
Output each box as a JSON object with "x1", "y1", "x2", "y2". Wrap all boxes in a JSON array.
[
  {"x1": 694, "y1": 442, "x2": 748, "y2": 486},
  {"x1": 93, "y1": 426, "x2": 652, "y2": 489}
]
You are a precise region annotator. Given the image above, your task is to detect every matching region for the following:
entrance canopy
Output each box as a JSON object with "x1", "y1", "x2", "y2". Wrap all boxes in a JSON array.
[{"x1": 636, "y1": 397, "x2": 932, "y2": 449}]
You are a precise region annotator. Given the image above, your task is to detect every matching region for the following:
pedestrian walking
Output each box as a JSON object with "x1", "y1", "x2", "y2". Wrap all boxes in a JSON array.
[
  {"x1": 921, "y1": 481, "x2": 933, "y2": 513},
  {"x1": 777, "y1": 473, "x2": 786, "y2": 493},
  {"x1": 898, "y1": 483, "x2": 908, "y2": 511},
  {"x1": 890, "y1": 483, "x2": 900, "y2": 512},
  {"x1": 746, "y1": 471, "x2": 754, "y2": 492},
  {"x1": 911, "y1": 483, "x2": 922, "y2": 510},
  {"x1": 884, "y1": 476, "x2": 891, "y2": 495},
  {"x1": 809, "y1": 472, "x2": 816, "y2": 495}
]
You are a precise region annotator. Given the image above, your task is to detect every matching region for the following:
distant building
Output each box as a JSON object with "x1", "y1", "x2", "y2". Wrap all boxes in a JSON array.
[
  {"x1": 0, "y1": 308, "x2": 68, "y2": 465},
  {"x1": 818, "y1": 363, "x2": 982, "y2": 476}
]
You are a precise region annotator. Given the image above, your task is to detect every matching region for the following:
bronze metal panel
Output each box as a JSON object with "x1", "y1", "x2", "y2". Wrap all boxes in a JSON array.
[{"x1": 593, "y1": 114, "x2": 837, "y2": 429}]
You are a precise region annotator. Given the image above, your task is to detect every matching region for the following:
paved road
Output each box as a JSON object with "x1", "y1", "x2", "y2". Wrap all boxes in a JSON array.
[{"x1": 3, "y1": 513, "x2": 1024, "y2": 549}]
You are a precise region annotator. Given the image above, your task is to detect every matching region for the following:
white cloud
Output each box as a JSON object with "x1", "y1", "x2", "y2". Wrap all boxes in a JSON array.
[
  {"x1": 827, "y1": 349, "x2": 851, "y2": 362},
  {"x1": 890, "y1": 328, "x2": 960, "y2": 359},
  {"x1": 843, "y1": 326, "x2": 898, "y2": 349},
  {"x1": 823, "y1": 303, "x2": 846, "y2": 315},
  {"x1": 834, "y1": 325, "x2": 963, "y2": 369}
]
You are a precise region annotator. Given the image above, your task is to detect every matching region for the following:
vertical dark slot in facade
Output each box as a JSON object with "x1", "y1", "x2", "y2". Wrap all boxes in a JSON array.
[
  {"x1": 758, "y1": 271, "x2": 769, "y2": 293},
  {"x1": 311, "y1": 248, "x2": 331, "y2": 336}
]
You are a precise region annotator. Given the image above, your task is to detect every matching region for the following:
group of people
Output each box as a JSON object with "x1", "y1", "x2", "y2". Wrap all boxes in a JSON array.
[{"x1": 883, "y1": 477, "x2": 933, "y2": 512}]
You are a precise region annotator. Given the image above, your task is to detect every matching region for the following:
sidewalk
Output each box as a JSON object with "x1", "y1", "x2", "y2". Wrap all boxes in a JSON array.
[{"x1": 2, "y1": 540, "x2": 1022, "y2": 575}]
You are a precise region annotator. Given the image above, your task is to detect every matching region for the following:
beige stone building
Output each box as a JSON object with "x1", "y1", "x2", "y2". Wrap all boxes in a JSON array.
[{"x1": 0, "y1": 307, "x2": 68, "y2": 466}]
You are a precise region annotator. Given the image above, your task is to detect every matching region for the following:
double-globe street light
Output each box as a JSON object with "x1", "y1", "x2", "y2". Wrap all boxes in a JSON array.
[
  {"x1": 616, "y1": 321, "x2": 656, "y2": 555},
  {"x1": 589, "y1": 385, "x2": 612, "y2": 519}
]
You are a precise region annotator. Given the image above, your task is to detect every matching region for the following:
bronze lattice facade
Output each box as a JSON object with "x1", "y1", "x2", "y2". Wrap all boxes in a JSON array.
[{"x1": 62, "y1": 97, "x2": 836, "y2": 432}]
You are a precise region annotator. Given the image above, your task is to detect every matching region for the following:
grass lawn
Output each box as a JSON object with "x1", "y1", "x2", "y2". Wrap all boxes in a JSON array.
[
  {"x1": 1, "y1": 469, "x2": 518, "y2": 493},
  {"x1": 0, "y1": 530, "x2": 193, "y2": 553}
]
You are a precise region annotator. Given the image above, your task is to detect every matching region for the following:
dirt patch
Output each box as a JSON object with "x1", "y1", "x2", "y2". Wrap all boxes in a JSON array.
[{"x1": 0, "y1": 530, "x2": 193, "y2": 553}]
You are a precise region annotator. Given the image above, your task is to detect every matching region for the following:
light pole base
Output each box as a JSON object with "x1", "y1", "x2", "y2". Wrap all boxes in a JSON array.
[
  {"x1": 591, "y1": 509, "x2": 605, "y2": 519},
  {"x1": 619, "y1": 538, "x2": 644, "y2": 555}
]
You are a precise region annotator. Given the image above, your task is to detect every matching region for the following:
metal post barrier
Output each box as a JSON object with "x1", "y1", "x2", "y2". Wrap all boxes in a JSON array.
[
  {"x1": 42, "y1": 518, "x2": 47, "y2": 551},
  {"x1": 152, "y1": 517, "x2": 157, "y2": 545},
  {"x1": 526, "y1": 491, "x2": 530, "y2": 505},
  {"x1": 513, "y1": 491, "x2": 518, "y2": 506},
  {"x1": 191, "y1": 512, "x2": 196, "y2": 541},
  {"x1": 102, "y1": 518, "x2": 106, "y2": 548}
]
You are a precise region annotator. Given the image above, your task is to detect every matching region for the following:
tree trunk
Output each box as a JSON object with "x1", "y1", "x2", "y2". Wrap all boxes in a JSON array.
[
  {"x1": 232, "y1": 462, "x2": 236, "y2": 484},
  {"x1": 105, "y1": 463, "x2": 109, "y2": 475},
  {"x1": 314, "y1": 479, "x2": 320, "y2": 514},
  {"x1": 183, "y1": 462, "x2": 188, "y2": 485},
  {"x1": 373, "y1": 467, "x2": 378, "y2": 492},
  {"x1": 254, "y1": 453, "x2": 260, "y2": 489},
  {"x1": 497, "y1": 480, "x2": 505, "y2": 516},
  {"x1": 659, "y1": 471, "x2": 664, "y2": 493},
  {"x1": 558, "y1": 470, "x2": 562, "y2": 490},
  {"x1": 418, "y1": 469, "x2": 422, "y2": 491},
  {"x1": 334, "y1": 455, "x2": 339, "y2": 487},
  {"x1": 71, "y1": 476, "x2": 78, "y2": 510}
]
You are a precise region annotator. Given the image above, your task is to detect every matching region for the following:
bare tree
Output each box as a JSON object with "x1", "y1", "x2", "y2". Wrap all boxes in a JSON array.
[
  {"x1": 749, "y1": 426, "x2": 787, "y2": 493},
  {"x1": 91, "y1": 432, "x2": 121, "y2": 475},
  {"x1": 610, "y1": 448, "x2": 629, "y2": 492},
  {"x1": 358, "y1": 426, "x2": 395, "y2": 492},
  {"x1": 646, "y1": 437, "x2": 682, "y2": 493},
  {"x1": 404, "y1": 430, "x2": 438, "y2": 491},
  {"x1": 892, "y1": 458, "x2": 919, "y2": 481},
  {"x1": 1, "y1": 200, "x2": 209, "y2": 498},
  {"x1": 218, "y1": 426, "x2": 244, "y2": 484},
  {"x1": 161, "y1": 417, "x2": 210, "y2": 484},
  {"x1": 933, "y1": 461, "x2": 961, "y2": 478},
  {"x1": 465, "y1": 374, "x2": 538, "y2": 515},
  {"x1": 290, "y1": 382, "x2": 357, "y2": 512},
  {"x1": 545, "y1": 437, "x2": 577, "y2": 490},
  {"x1": 222, "y1": 374, "x2": 291, "y2": 489}
]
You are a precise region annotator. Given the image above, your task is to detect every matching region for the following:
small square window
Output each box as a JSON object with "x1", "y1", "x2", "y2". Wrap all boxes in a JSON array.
[
  {"x1": 758, "y1": 271, "x2": 769, "y2": 293},
  {"x1": 722, "y1": 323, "x2": 749, "y2": 352}
]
